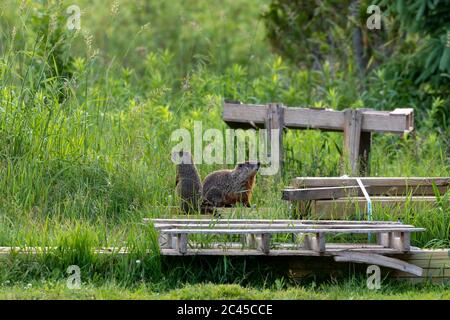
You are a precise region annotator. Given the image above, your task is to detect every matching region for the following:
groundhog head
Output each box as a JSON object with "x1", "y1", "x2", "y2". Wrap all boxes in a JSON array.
[
  {"x1": 233, "y1": 161, "x2": 260, "y2": 183},
  {"x1": 171, "y1": 150, "x2": 194, "y2": 165}
]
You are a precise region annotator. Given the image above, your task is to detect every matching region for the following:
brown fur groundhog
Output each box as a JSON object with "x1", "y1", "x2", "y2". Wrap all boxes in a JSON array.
[
  {"x1": 173, "y1": 151, "x2": 202, "y2": 213},
  {"x1": 201, "y1": 162, "x2": 260, "y2": 209}
]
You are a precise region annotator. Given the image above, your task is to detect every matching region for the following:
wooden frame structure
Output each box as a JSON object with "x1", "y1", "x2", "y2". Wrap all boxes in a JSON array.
[
  {"x1": 223, "y1": 102, "x2": 414, "y2": 175},
  {"x1": 148, "y1": 218, "x2": 426, "y2": 276}
]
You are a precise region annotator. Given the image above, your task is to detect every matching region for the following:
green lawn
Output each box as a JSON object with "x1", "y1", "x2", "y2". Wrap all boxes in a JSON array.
[{"x1": 0, "y1": 282, "x2": 448, "y2": 300}]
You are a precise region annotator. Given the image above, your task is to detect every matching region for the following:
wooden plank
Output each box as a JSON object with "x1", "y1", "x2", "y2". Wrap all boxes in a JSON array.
[
  {"x1": 161, "y1": 227, "x2": 425, "y2": 235},
  {"x1": 153, "y1": 223, "x2": 417, "y2": 230},
  {"x1": 222, "y1": 103, "x2": 268, "y2": 129},
  {"x1": 282, "y1": 185, "x2": 448, "y2": 201},
  {"x1": 223, "y1": 103, "x2": 414, "y2": 133},
  {"x1": 159, "y1": 247, "x2": 404, "y2": 256},
  {"x1": 147, "y1": 218, "x2": 403, "y2": 225},
  {"x1": 292, "y1": 177, "x2": 450, "y2": 188},
  {"x1": 333, "y1": 252, "x2": 423, "y2": 276}
]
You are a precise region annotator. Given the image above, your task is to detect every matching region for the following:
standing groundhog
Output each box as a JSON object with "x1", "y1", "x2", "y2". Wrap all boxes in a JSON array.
[
  {"x1": 173, "y1": 151, "x2": 202, "y2": 213},
  {"x1": 202, "y1": 162, "x2": 260, "y2": 208}
]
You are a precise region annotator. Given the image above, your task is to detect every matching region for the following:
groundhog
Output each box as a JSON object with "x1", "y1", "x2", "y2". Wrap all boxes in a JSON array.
[
  {"x1": 173, "y1": 151, "x2": 202, "y2": 213},
  {"x1": 201, "y1": 162, "x2": 260, "y2": 209}
]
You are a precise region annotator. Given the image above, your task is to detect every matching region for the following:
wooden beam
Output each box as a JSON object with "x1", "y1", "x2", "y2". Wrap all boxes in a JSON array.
[
  {"x1": 333, "y1": 252, "x2": 423, "y2": 276},
  {"x1": 292, "y1": 177, "x2": 450, "y2": 188},
  {"x1": 153, "y1": 223, "x2": 417, "y2": 230},
  {"x1": 161, "y1": 227, "x2": 425, "y2": 235},
  {"x1": 222, "y1": 103, "x2": 414, "y2": 133},
  {"x1": 147, "y1": 218, "x2": 403, "y2": 225}
]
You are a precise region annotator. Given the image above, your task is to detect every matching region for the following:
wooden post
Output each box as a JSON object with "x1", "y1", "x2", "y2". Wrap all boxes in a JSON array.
[
  {"x1": 388, "y1": 231, "x2": 411, "y2": 252},
  {"x1": 377, "y1": 232, "x2": 390, "y2": 247},
  {"x1": 265, "y1": 103, "x2": 284, "y2": 177},
  {"x1": 303, "y1": 233, "x2": 325, "y2": 253},
  {"x1": 258, "y1": 233, "x2": 271, "y2": 254},
  {"x1": 343, "y1": 109, "x2": 362, "y2": 175},
  {"x1": 344, "y1": 109, "x2": 371, "y2": 176},
  {"x1": 177, "y1": 233, "x2": 188, "y2": 254}
]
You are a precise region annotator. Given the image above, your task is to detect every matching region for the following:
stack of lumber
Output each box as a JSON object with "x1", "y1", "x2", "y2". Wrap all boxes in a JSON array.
[{"x1": 282, "y1": 177, "x2": 449, "y2": 218}]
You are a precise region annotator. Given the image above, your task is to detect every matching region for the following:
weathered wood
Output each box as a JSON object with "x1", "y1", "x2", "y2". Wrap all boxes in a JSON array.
[
  {"x1": 289, "y1": 249, "x2": 449, "y2": 284},
  {"x1": 265, "y1": 103, "x2": 284, "y2": 176},
  {"x1": 159, "y1": 246, "x2": 404, "y2": 256},
  {"x1": 147, "y1": 218, "x2": 403, "y2": 225},
  {"x1": 153, "y1": 223, "x2": 416, "y2": 230},
  {"x1": 292, "y1": 177, "x2": 450, "y2": 188},
  {"x1": 303, "y1": 233, "x2": 325, "y2": 252},
  {"x1": 333, "y1": 252, "x2": 423, "y2": 276},
  {"x1": 282, "y1": 185, "x2": 448, "y2": 201},
  {"x1": 389, "y1": 231, "x2": 411, "y2": 252},
  {"x1": 177, "y1": 233, "x2": 188, "y2": 254},
  {"x1": 161, "y1": 227, "x2": 424, "y2": 235},
  {"x1": 223, "y1": 103, "x2": 414, "y2": 133},
  {"x1": 259, "y1": 233, "x2": 271, "y2": 254},
  {"x1": 377, "y1": 232, "x2": 390, "y2": 247},
  {"x1": 343, "y1": 109, "x2": 363, "y2": 175},
  {"x1": 158, "y1": 233, "x2": 173, "y2": 249}
]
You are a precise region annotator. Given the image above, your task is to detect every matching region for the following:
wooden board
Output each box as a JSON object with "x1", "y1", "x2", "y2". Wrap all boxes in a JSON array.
[
  {"x1": 333, "y1": 252, "x2": 423, "y2": 276},
  {"x1": 223, "y1": 103, "x2": 414, "y2": 133},
  {"x1": 146, "y1": 218, "x2": 403, "y2": 225},
  {"x1": 283, "y1": 185, "x2": 448, "y2": 200},
  {"x1": 153, "y1": 223, "x2": 416, "y2": 230},
  {"x1": 160, "y1": 227, "x2": 424, "y2": 235},
  {"x1": 292, "y1": 177, "x2": 450, "y2": 188}
]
